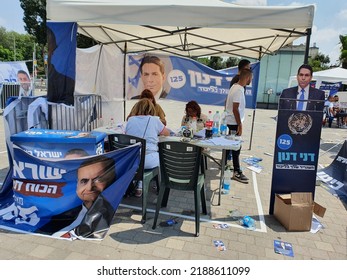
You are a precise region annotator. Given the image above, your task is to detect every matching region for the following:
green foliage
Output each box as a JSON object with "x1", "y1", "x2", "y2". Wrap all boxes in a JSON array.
[
  {"x1": 20, "y1": 0, "x2": 46, "y2": 46},
  {"x1": 339, "y1": 35, "x2": 347, "y2": 69},
  {"x1": 0, "y1": 27, "x2": 35, "y2": 62},
  {"x1": 195, "y1": 56, "x2": 239, "y2": 70},
  {"x1": 308, "y1": 52, "x2": 330, "y2": 72}
]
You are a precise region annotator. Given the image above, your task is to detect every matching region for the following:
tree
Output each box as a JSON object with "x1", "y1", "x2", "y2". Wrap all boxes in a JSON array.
[
  {"x1": 20, "y1": 0, "x2": 46, "y2": 46},
  {"x1": 339, "y1": 34, "x2": 347, "y2": 69},
  {"x1": 0, "y1": 27, "x2": 35, "y2": 62},
  {"x1": 308, "y1": 53, "x2": 330, "y2": 72}
]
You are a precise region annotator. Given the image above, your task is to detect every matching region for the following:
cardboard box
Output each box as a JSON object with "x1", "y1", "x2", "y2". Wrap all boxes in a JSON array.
[{"x1": 274, "y1": 192, "x2": 326, "y2": 231}]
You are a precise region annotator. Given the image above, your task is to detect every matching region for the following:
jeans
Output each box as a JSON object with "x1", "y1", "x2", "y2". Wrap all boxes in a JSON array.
[{"x1": 226, "y1": 124, "x2": 241, "y2": 173}]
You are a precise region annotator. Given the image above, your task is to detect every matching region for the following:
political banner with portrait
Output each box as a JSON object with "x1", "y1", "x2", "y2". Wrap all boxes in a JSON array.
[
  {"x1": 0, "y1": 61, "x2": 32, "y2": 101},
  {"x1": 0, "y1": 144, "x2": 140, "y2": 240},
  {"x1": 47, "y1": 22, "x2": 77, "y2": 105},
  {"x1": 319, "y1": 81, "x2": 342, "y2": 98},
  {"x1": 269, "y1": 108, "x2": 323, "y2": 214},
  {"x1": 126, "y1": 54, "x2": 260, "y2": 108}
]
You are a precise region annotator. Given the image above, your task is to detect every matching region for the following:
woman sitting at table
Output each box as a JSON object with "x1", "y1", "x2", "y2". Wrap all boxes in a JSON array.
[
  {"x1": 125, "y1": 98, "x2": 170, "y2": 197},
  {"x1": 181, "y1": 100, "x2": 207, "y2": 131},
  {"x1": 128, "y1": 89, "x2": 167, "y2": 125}
]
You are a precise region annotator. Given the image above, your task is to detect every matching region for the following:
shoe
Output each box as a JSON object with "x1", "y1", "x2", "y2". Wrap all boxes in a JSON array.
[
  {"x1": 135, "y1": 188, "x2": 142, "y2": 197},
  {"x1": 233, "y1": 172, "x2": 249, "y2": 184}
]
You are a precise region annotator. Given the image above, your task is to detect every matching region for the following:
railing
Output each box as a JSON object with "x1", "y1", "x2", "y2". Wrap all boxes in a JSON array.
[
  {"x1": 49, "y1": 94, "x2": 102, "y2": 131},
  {"x1": 0, "y1": 82, "x2": 20, "y2": 110},
  {"x1": 0, "y1": 82, "x2": 102, "y2": 132}
]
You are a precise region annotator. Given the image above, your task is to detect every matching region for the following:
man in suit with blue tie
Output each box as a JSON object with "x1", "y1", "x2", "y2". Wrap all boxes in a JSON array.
[{"x1": 279, "y1": 64, "x2": 325, "y2": 111}]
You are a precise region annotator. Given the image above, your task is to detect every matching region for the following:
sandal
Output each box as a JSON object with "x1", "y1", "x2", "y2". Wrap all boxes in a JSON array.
[{"x1": 135, "y1": 188, "x2": 142, "y2": 197}]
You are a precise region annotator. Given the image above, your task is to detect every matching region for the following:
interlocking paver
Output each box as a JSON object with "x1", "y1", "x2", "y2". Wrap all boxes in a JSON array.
[{"x1": 0, "y1": 100, "x2": 346, "y2": 262}]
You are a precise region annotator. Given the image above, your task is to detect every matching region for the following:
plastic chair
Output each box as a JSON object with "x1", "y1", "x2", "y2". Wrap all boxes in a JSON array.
[
  {"x1": 152, "y1": 141, "x2": 207, "y2": 237},
  {"x1": 108, "y1": 133, "x2": 159, "y2": 223}
]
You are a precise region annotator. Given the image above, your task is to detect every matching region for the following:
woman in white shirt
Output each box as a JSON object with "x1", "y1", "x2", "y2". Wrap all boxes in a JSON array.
[{"x1": 126, "y1": 98, "x2": 170, "y2": 196}]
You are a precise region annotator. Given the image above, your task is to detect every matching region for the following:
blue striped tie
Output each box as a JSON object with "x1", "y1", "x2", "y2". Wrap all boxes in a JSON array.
[{"x1": 297, "y1": 89, "x2": 305, "y2": 111}]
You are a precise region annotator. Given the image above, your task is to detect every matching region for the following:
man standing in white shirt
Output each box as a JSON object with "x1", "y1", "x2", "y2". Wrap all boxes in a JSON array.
[{"x1": 225, "y1": 68, "x2": 253, "y2": 183}]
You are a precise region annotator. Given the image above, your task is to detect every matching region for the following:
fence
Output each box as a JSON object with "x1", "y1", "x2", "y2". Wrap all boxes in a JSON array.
[
  {"x1": 1, "y1": 82, "x2": 102, "y2": 132},
  {"x1": 49, "y1": 94, "x2": 102, "y2": 131}
]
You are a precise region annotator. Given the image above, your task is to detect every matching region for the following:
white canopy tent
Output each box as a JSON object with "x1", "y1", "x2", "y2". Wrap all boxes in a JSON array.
[
  {"x1": 46, "y1": 0, "x2": 315, "y2": 125},
  {"x1": 313, "y1": 68, "x2": 347, "y2": 88},
  {"x1": 47, "y1": 0, "x2": 315, "y2": 59},
  {"x1": 288, "y1": 67, "x2": 347, "y2": 88}
]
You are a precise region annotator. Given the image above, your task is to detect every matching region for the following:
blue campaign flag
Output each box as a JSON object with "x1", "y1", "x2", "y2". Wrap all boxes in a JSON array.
[
  {"x1": 319, "y1": 81, "x2": 342, "y2": 97},
  {"x1": 127, "y1": 54, "x2": 259, "y2": 108},
  {"x1": 0, "y1": 144, "x2": 140, "y2": 240},
  {"x1": 46, "y1": 22, "x2": 77, "y2": 105}
]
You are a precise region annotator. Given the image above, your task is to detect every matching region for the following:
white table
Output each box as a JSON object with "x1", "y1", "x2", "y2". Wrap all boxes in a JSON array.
[
  {"x1": 160, "y1": 136, "x2": 241, "y2": 205},
  {"x1": 93, "y1": 125, "x2": 241, "y2": 205}
]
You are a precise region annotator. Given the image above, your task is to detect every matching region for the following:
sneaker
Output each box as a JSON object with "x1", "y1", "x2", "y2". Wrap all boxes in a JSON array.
[
  {"x1": 135, "y1": 188, "x2": 142, "y2": 197},
  {"x1": 233, "y1": 172, "x2": 249, "y2": 184}
]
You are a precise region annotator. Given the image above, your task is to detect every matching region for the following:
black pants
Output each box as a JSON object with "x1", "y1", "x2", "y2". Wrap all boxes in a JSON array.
[{"x1": 226, "y1": 124, "x2": 241, "y2": 173}]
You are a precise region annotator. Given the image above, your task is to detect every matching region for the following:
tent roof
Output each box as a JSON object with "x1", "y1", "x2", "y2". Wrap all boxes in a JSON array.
[
  {"x1": 47, "y1": 0, "x2": 315, "y2": 59},
  {"x1": 313, "y1": 68, "x2": 347, "y2": 83}
]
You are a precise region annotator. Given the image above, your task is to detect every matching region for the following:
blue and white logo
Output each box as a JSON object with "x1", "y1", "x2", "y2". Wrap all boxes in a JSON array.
[{"x1": 277, "y1": 134, "x2": 293, "y2": 150}]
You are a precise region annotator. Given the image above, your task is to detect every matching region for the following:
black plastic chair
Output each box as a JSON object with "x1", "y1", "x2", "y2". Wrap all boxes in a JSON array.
[
  {"x1": 108, "y1": 133, "x2": 159, "y2": 223},
  {"x1": 152, "y1": 141, "x2": 207, "y2": 237}
]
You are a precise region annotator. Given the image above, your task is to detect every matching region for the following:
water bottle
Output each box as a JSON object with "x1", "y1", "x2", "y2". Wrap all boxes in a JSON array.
[
  {"x1": 108, "y1": 117, "x2": 115, "y2": 128},
  {"x1": 220, "y1": 110, "x2": 228, "y2": 136},
  {"x1": 191, "y1": 117, "x2": 197, "y2": 134},
  {"x1": 242, "y1": 215, "x2": 255, "y2": 228},
  {"x1": 98, "y1": 116, "x2": 104, "y2": 127},
  {"x1": 212, "y1": 111, "x2": 221, "y2": 137},
  {"x1": 223, "y1": 168, "x2": 232, "y2": 194}
]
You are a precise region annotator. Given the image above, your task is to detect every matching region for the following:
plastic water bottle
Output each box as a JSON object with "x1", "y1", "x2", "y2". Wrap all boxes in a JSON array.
[
  {"x1": 220, "y1": 110, "x2": 228, "y2": 136},
  {"x1": 223, "y1": 168, "x2": 232, "y2": 194},
  {"x1": 108, "y1": 117, "x2": 115, "y2": 128},
  {"x1": 191, "y1": 117, "x2": 197, "y2": 134},
  {"x1": 242, "y1": 216, "x2": 255, "y2": 228},
  {"x1": 212, "y1": 111, "x2": 221, "y2": 137},
  {"x1": 98, "y1": 116, "x2": 104, "y2": 127}
]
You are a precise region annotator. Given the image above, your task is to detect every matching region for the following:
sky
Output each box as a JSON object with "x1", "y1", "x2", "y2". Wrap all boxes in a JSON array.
[{"x1": 0, "y1": 0, "x2": 346, "y2": 65}]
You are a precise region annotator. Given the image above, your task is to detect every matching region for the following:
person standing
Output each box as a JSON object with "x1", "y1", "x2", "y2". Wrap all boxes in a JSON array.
[
  {"x1": 225, "y1": 68, "x2": 253, "y2": 183},
  {"x1": 279, "y1": 64, "x2": 325, "y2": 111},
  {"x1": 229, "y1": 59, "x2": 251, "y2": 89}
]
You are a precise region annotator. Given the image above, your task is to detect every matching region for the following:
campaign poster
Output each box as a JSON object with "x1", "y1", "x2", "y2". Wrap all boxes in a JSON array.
[
  {"x1": 0, "y1": 61, "x2": 32, "y2": 99},
  {"x1": 47, "y1": 22, "x2": 77, "y2": 105},
  {"x1": 269, "y1": 109, "x2": 323, "y2": 214},
  {"x1": 126, "y1": 53, "x2": 259, "y2": 108},
  {"x1": 0, "y1": 144, "x2": 140, "y2": 240}
]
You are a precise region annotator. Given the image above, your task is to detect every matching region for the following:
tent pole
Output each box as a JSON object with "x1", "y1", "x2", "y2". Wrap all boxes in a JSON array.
[
  {"x1": 248, "y1": 109, "x2": 256, "y2": 150},
  {"x1": 304, "y1": 28, "x2": 311, "y2": 64},
  {"x1": 123, "y1": 42, "x2": 127, "y2": 121}
]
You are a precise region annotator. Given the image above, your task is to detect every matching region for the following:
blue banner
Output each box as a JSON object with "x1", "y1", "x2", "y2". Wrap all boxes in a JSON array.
[
  {"x1": 269, "y1": 109, "x2": 323, "y2": 214},
  {"x1": 319, "y1": 81, "x2": 342, "y2": 97},
  {"x1": 127, "y1": 54, "x2": 259, "y2": 108},
  {"x1": 0, "y1": 145, "x2": 140, "y2": 240},
  {"x1": 47, "y1": 22, "x2": 76, "y2": 105}
]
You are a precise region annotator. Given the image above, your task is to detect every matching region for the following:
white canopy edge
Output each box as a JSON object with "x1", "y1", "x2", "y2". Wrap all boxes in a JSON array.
[{"x1": 47, "y1": 0, "x2": 315, "y2": 59}]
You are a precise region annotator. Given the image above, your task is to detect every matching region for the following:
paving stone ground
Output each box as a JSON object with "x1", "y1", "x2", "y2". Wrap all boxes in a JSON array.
[{"x1": 0, "y1": 99, "x2": 346, "y2": 262}]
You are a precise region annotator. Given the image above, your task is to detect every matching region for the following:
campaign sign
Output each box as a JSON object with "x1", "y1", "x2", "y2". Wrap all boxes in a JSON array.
[
  {"x1": 0, "y1": 144, "x2": 140, "y2": 240},
  {"x1": 269, "y1": 109, "x2": 323, "y2": 214},
  {"x1": 11, "y1": 128, "x2": 106, "y2": 159},
  {"x1": 127, "y1": 54, "x2": 259, "y2": 108}
]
